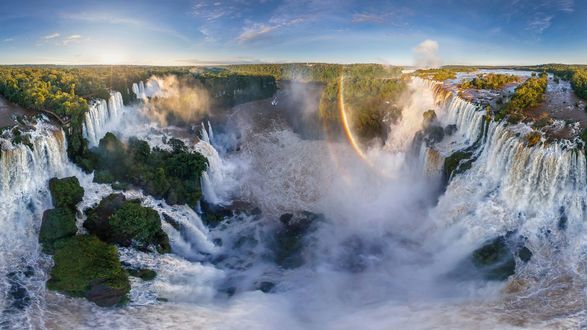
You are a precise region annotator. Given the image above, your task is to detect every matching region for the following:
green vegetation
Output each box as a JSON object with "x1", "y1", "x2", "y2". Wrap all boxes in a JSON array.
[
  {"x1": 47, "y1": 235, "x2": 130, "y2": 307},
  {"x1": 227, "y1": 63, "x2": 402, "y2": 82},
  {"x1": 319, "y1": 76, "x2": 406, "y2": 142},
  {"x1": 521, "y1": 64, "x2": 587, "y2": 100},
  {"x1": 128, "y1": 268, "x2": 157, "y2": 281},
  {"x1": 461, "y1": 73, "x2": 520, "y2": 90},
  {"x1": 39, "y1": 208, "x2": 77, "y2": 254},
  {"x1": 48, "y1": 176, "x2": 84, "y2": 209},
  {"x1": 84, "y1": 194, "x2": 170, "y2": 253},
  {"x1": 414, "y1": 67, "x2": 476, "y2": 81},
  {"x1": 497, "y1": 73, "x2": 548, "y2": 123},
  {"x1": 78, "y1": 133, "x2": 207, "y2": 206},
  {"x1": 444, "y1": 150, "x2": 474, "y2": 179},
  {"x1": 525, "y1": 131, "x2": 542, "y2": 147}
]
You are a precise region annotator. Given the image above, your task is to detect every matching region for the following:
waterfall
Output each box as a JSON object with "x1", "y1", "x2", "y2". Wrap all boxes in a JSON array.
[
  {"x1": 207, "y1": 121, "x2": 215, "y2": 145},
  {"x1": 83, "y1": 92, "x2": 125, "y2": 147},
  {"x1": 0, "y1": 122, "x2": 70, "y2": 323},
  {"x1": 200, "y1": 122, "x2": 210, "y2": 144}
]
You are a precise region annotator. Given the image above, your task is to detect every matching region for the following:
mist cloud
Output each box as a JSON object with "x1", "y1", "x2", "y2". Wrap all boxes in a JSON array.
[{"x1": 413, "y1": 39, "x2": 441, "y2": 68}]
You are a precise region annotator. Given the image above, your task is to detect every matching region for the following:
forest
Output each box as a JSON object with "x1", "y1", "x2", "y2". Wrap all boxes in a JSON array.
[
  {"x1": 498, "y1": 73, "x2": 548, "y2": 123},
  {"x1": 460, "y1": 73, "x2": 521, "y2": 90}
]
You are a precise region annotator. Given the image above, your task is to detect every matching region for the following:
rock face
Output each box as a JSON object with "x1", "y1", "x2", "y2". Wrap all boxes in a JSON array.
[
  {"x1": 272, "y1": 211, "x2": 323, "y2": 269},
  {"x1": 47, "y1": 235, "x2": 130, "y2": 307},
  {"x1": 84, "y1": 194, "x2": 171, "y2": 253},
  {"x1": 48, "y1": 176, "x2": 84, "y2": 209},
  {"x1": 471, "y1": 236, "x2": 515, "y2": 281},
  {"x1": 39, "y1": 208, "x2": 77, "y2": 254}
]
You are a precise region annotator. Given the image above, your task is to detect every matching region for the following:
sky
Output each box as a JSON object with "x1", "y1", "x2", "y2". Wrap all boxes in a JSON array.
[{"x1": 0, "y1": 0, "x2": 585, "y2": 66}]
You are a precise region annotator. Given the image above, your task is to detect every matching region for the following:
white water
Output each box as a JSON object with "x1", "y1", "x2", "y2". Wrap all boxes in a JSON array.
[
  {"x1": 1, "y1": 77, "x2": 585, "y2": 329},
  {"x1": 83, "y1": 92, "x2": 125, "y2": 146}
]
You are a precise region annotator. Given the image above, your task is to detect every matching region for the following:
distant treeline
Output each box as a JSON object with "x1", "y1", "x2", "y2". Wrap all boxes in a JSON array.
[
  {"x1": 226, "y1": 63, "x2": 403, "y2": 82},
  {"x1": 460, "y1": 73, "x2": 521, "y2": 90},
  {"x1": 527, "y1": 64, "x2": 587, "y2": 100},
  {"x1": 414, "y1": 67, "x2": 477, "y2": 81}
]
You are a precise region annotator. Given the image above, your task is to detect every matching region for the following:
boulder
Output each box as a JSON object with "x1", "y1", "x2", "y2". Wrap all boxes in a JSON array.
[
  {"x1": 127, "y1": 268, "x2": 157, "y2": 281},
  {"x1": 471, "y1": 236, "x2": 515, "y2": 281},
  {"x1": 273, "y1": 211, "x2": 323, "y2": 269},
  {"x1": 47, "y1": 235, "x2": 130, "y2": 307},
  {"x1": 39, "y1": 208, "x2": 77, "y2": 254},
  {"x1": 84, "y1": 195, "x2": 171, "y2": 253},
  {"x1": 48, "y1": 176, "x2": 84, "y2": 209}
]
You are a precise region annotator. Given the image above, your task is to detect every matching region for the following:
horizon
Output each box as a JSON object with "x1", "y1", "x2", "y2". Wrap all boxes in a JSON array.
[{"x1": 1, "y1": 0, "x2": 586, "y2": 66}]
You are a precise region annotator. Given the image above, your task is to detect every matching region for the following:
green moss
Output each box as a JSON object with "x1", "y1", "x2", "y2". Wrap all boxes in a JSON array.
[
  {"x1": 48, "y1": 176, "x2": 84, "y2": 209},
  {"x1": 443, "y1": 150, "x2": 474, "y2": 179},
  {"x1": 47, "y1": 235, "x2": 130, "y2": 306},
  {"x1": 39, "y1": 208, "x2": 77, "y2": 254},
  {"x1": 128, "y1": 268, "x2": 157, "y2": 281}
]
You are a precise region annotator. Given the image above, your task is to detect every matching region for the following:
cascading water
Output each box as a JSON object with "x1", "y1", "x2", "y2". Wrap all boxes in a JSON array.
[
  {"x1": 83, "y1": 92, "x2": 125, "y2": 146},
  {"x1": 1, "y1": 75, "x2": 585, "y2": 329},
  {"x1": 0, "y1": 121, "x2": 71, "y2": 327}
]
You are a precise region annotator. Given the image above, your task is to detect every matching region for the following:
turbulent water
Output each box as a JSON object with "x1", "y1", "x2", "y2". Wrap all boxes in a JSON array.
[{"x1": 0, "y1": 77, "x2": 585, "y2": 329}]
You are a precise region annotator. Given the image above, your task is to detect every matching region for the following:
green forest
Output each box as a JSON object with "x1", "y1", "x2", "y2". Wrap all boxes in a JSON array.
[{"x1": 460, "y1": 73, "x2": 521, "y2": 90}]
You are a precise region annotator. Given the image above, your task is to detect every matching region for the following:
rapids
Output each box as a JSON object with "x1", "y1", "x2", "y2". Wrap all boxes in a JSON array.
[{"x1": 0, "y1": 76, "x2": 585, "y2": 329}]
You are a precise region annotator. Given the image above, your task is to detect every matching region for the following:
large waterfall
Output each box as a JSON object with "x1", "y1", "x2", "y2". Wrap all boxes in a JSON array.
[
  {"x1": 1, "y1": 76, "x2": 585, "y2": 329},
  {"x1": 82, "y1": 92, "x2": 124, "y2": 146}
]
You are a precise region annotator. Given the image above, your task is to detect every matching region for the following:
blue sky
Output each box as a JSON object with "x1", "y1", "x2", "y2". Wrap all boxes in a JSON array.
[{"x1": 0, "y1": 0, "x2": 585, "y2": 65}]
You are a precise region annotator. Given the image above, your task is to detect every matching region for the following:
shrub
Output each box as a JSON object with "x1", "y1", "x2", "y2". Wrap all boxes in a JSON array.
[{"x1": 48, "y1": 176, "x2": 84, "y2": 209}]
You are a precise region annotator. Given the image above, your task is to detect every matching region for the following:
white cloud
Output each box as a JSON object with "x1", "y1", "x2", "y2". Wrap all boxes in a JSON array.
[
  {"x1": 527, "y1": 14, "x2": 553, "y2": 33},
  {"x1": 236, "y1": 17, "x2": 305, "y2": 44},
  {"x1": 61, "y1": 34, "x2": 82, "y2": 46},
  {"x1": 42, "y1": 33, "x2": 60, "y2": 40},
  {"x1": 413, "y1": 39, "x2": 441, "y2": 68},
  {"x1": 3, "y1": 38, "x2": 15, "y2": 42}
]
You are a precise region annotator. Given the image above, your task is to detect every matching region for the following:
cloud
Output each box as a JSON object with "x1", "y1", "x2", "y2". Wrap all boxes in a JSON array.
[
  {"x1": 352, "y1": 13, "x2": 387, "y2": 24},
  {"x1": 236, "y1": 17, "x2": 305, "y2": 44},
  {"x1": 526, "y1": 14, "x2": 553, "y2": 34},
  {"x1": 42, "y1": 33, "x2": 60, "y2": 40},
  {"x1": 61, "y1": 34, "x2": 82, "y2": 46},
  {"x1": 60, "y1": 12, "x2": 191, "y2": 42},
  {"x1": 413, "y1": 39, "x2": 441, "y2": 68},
  {"x1": 3, "y1": 38, "x2": 15, "y2": 42}
]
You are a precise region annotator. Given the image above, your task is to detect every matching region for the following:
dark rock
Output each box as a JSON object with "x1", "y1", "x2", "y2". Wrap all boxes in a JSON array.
[
  {"x1": 273, "y1": 211, "x2": 323, "y2": 269},
  {"x1": 128, "y1": 268, "x2": 157, "y2": 281},
  {"x1": 517, "y1": 246, "x2": 532, "y2": 263},
  {"x1": 255, "y1": 281, "x2": 275, "y2": 293},
  {"x1": 444, "y1": 124, "x2": 457, "y2": 136},
  {"x1": 84, "y1": 194, "x2": 170, "y2": 253},
  {"x1": 471, "y1": 236, "x2": 516, "y2": 281},
  {"x1": 39, "y1": 208, "x2": 77, "y2": 254},
  {"x1": 200, "y1": 200, "x2": 233, "y2": 227},
  {"x1": 85, "y1": 281, "x2": 129, "y2": 307}
]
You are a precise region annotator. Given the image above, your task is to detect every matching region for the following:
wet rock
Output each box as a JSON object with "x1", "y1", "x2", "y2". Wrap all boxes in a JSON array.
[
  {"x1": 471, "y1": 236, "x2": 516, "y2": 281},
  {"x1": 272, "y1": 211, "x2": 323, "y2": 269},
  {"x1": 84, "y1": 194, "x2": 170, "y2": 253},
  {"x1": 255, "y1": 281, "x2": 275, "y2": 293},
  {"x1": 85, "y1": 281, "x2": 129, "y2": 307},
  {"x1": 39, "y1": 208, "x2": 77, "y2": 254},
  {"x1": 444, "y1": 124, "x2": 457, "y2": 136},
  {"x1": 6, "y1": 272, "x2": 31, "y2": 311},
  {"x1": 127, "y1": 268, "x2": 157, "y2": 281},
  {"x1": 200, "y1": 200, "x2": 233, "y2": 227},
  {"x1": 517, "y1": 246, "x2": 532, "y2": 263}
]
